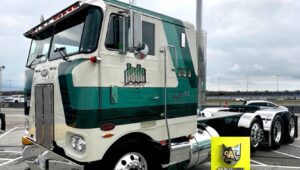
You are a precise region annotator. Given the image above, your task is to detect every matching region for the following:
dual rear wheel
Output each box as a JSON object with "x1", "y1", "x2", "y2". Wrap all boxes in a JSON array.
[
  {"x1": 271, "y1": 114, "x2": 296, "y2": 149},
  {"x1": 250, "y1": 114, "x2": 297, "y2": 151}
]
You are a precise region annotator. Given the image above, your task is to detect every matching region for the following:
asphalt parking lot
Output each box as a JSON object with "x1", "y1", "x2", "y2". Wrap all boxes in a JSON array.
[{"x1": 0, "y1": 108, "x2": 299, "y2": 170}]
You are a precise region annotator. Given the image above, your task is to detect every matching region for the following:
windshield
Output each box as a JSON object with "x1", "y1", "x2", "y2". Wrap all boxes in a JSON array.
[
  {"x1": 27, "y1": 34, "x2": 52, "y2": 66},
  {"x1": 26, "y1": 6, "x2": 103, "y2": 67},
  {"x1": 50, "y1": 23, "x2": 84, "y2": 60}
]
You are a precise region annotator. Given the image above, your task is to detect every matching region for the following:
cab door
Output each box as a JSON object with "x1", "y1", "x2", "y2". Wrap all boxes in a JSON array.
[{"x1": 99, "y1": 6, "x2": 164, "y2": 127}]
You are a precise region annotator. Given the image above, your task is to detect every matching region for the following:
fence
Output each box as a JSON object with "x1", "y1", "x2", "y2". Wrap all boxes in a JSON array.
[
  {"x1": 0, "y1": 103, "x2": 24, "y2": 108},
  {"x1": 1, "y1": 103, "x2": 300, "y2": 113}
]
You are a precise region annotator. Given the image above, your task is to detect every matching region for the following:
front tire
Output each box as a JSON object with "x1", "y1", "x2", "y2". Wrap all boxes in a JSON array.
[
  {"x1": 271, "y1": 115, "x2": 284, "y2": 149},
  {"x1": 103, "y1": 140, "x2": 161, "y2": 170}
]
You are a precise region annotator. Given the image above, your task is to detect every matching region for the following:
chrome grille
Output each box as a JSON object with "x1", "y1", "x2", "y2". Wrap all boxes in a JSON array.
[{"x1": 35, "y1": 84, "x2": 54, "y2": 150}]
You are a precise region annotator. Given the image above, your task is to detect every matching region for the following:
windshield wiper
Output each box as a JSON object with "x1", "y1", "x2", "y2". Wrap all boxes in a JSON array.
[
  {"x1": 54, "y1": 47, "x2": 69, "y2": 61},
  {"x1": 27, "y1": 54, "x2": 45, "y2": 69}
]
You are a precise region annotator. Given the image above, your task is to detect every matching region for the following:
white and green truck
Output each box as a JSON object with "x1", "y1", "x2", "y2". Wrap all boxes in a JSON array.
[{"x1": 22, "y1": 0, "x2": 219, "y2": 169}]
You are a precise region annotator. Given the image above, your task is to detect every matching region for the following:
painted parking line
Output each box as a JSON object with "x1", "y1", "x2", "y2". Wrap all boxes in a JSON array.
[
  {"x1": 251, "y1": 159, "x2": 267, "y2": 166},
  {"x1": 0, "y1": 158, "x2": 13, "y2": 161},
  {"x1": 272, "y1": 150, "x2": 300, "y2": 160},
  {"x1": 0, "y1": 127, "x2": 18, "y2": 138},
  {"x1": 289, "y1": 144, "x2": 300, "y2": 148},
  {"x1": 0, "y1": 156, "x2": 22, "y2": 167},
  {"x1": 252, "y1": 164, "x2": 300, "y2": 169},
  {"x1": 0, "y1": 151, "x2": 22, "y2": 154}
]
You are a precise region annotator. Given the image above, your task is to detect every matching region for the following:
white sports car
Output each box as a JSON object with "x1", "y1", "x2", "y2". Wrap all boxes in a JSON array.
[{"x1": 244, "y1": 100, "x2": 288, "y2": 111}]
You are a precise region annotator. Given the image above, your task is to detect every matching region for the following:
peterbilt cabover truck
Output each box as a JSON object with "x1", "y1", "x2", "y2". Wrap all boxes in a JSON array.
[{"x1": 22, "y1": 0, "x2": 219, "y2": 169}]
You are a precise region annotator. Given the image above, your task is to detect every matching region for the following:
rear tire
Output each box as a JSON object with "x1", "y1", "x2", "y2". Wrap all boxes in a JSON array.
[
  {"x1": 271, "y1": 115, "x2": 284, "y2": 149},
  {"x1": 285, "y1": 115, "x2": 296, "y2": 143},
  {"x1": 103, "y1": 140, "x2": 162, "y2": 170},
  {"x1": 249, "y1": 118, "x2": 263, "y2": 152}
]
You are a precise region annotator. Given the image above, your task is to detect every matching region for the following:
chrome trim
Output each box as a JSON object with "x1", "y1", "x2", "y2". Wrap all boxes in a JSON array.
[
  {"x1": 169, "y1": 142, "x2": 190, "y2": 164},
  {"x1": 23, "y1": 143, "x2": 84, "y2": 170},
  {"x1": 35, "y1": 84, "x2": 54, "y2": 150}
]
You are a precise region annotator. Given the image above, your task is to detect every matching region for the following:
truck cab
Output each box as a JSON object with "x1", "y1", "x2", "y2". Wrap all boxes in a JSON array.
[{"x1": 22, "y1": 0, "x2": 218, "y2": 169}]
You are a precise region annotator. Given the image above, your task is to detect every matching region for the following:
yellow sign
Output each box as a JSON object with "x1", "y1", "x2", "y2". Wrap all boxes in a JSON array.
[{"x1": 211, "y1": 137, "x2": 250, "y2": 170}]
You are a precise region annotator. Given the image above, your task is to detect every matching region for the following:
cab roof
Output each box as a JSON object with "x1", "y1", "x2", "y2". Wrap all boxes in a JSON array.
[{"x1": 24, "y1": 0, "x2": 191, "y2": 38}]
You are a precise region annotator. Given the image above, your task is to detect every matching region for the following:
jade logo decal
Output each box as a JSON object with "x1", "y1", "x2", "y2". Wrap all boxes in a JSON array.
[
  {"x1": 124, "y1": 63, "x2": 146, "y2": 86},
  {"x1": 222, "y1": 144, "x2": 241, "y2": 165}
]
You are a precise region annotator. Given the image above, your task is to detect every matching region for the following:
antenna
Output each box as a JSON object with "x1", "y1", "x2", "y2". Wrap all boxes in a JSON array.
[
  {"x1": 129, "y1": 0, "x2": 136, "y2": 5},
  {"x1": 40, "y1": 15, "x2": 45, "y2": 23}
]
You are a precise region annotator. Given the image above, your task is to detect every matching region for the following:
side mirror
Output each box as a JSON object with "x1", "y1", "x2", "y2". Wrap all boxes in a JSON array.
[
  {"x1": 131, "y1": 12, "x2": 143, "y2": 49},
  {"x1": 134, "y1": 44, "x2": 149, "y2": 60}
]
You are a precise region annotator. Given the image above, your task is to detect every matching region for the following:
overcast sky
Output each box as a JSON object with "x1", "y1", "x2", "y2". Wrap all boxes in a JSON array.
[{"x1": 1, "y1": 0, "x2": 300, "y2": 91}]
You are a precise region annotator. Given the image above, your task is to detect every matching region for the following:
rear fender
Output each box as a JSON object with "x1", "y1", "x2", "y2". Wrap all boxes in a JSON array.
[
  {"x1": 256, "y1": 110, "x2": 286, "y2": 132},
  {"x1": 237, "y1": 113, "x2": 262, "y2": 129}
]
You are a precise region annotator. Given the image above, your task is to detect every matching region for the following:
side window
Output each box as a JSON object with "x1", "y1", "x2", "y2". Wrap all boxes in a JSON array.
[
  {"x1": 248, "y1": 103, "x2": 257, "y2": 106},
  {"x1": 105, "y1": 14, "x2": 130, "y2": 51},
  {"x1": 105, "y1": 14, "x2": 155, "y2": 56},
  {"x1": 142, "y1": 22, "x2": 155, "y2": 55},
  {"x1": 249, "y1": 102, "x2": 266, "y2": 107},
  {"x1": 267, "y1": 103, "x2": 275, "y2": 107},
  {"x1": 258, "y1": 103, "x2": 267, "y2": 107}
]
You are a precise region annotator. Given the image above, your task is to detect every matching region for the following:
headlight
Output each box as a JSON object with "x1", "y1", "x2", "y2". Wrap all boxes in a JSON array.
[
  {"x1": 24, "y1": 117, "x2": 29, "y2": 135},
  {"x1": 70, "y1": 135, "x2": 86, "y2": 153}
]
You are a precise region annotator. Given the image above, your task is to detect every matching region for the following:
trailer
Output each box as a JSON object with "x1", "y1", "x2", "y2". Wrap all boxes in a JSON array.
[
  {"x1": 198, "y1": 105, "x2": 298, "y2": 151},
  {"x1": 22, "y1": 0, "x2": 219, "y2": 169}
]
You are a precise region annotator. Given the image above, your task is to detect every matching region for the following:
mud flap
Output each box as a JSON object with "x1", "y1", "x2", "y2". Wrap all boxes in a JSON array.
[
  {"x1": 295, "y1": 115, "x2": 298, "y2": 138},
  {"x1": 0, "y1": 112, "x2": 5, "y2": 132}
]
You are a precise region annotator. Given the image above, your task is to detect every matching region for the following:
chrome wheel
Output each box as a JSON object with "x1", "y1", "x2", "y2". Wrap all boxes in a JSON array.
[
  {"x1": 114, "y1": 152, "x2": 147, "y2": 170},
  {"x1": 273, "y1": 121, "x2": 282, "y2": 143},
  {"x1": 289, "y1": 117, "x2": 296, "y2": 138},
  {"x1": 251, "y1": 123, "x2": 263, "y2": 148}
]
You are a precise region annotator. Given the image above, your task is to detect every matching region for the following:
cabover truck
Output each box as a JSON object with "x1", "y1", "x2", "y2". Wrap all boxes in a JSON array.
[
  {"x1": 198, "y1": 105, "x2": 298, "y2": 151},
  {"x1": 22, "y1": 0, "x2": 219, "y2": 169}
]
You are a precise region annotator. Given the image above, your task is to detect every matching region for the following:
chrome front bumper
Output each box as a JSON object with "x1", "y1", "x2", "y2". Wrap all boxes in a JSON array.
[{"x1": 23, "y1": 142, "x2": 84, "y2": 170}]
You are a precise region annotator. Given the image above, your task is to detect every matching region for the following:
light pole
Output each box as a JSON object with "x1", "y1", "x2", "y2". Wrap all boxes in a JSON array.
[
  {"x1": 246, "y1": 76, "x2": 249, "y2": 92},
  {"x1": 246, "y1": 76, "x2": 249, "y2": 100},
  {"x1": 275, "y1": 74, "x2": 280, "y2": 92},
  {"x1": 0, "y1": 66, "x2": 5, "y2": 113},
  {"x1": 218, "y1": 77, "x2": 221, "y2": 106},
  {"x1": 8, "y1": 80, "x2": 11, "y2": 95}
]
